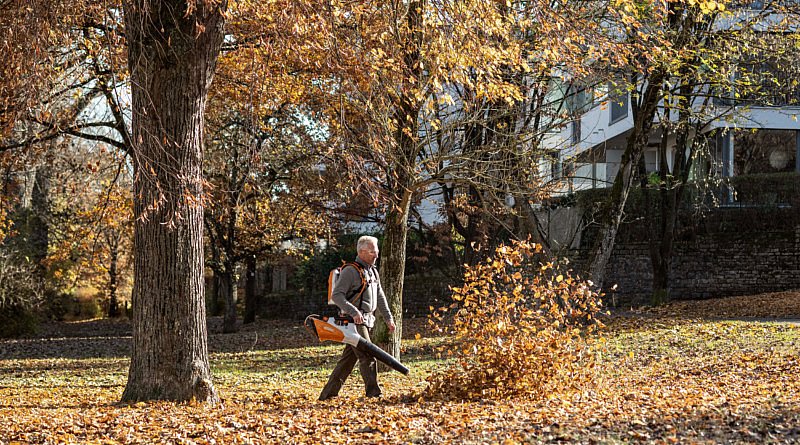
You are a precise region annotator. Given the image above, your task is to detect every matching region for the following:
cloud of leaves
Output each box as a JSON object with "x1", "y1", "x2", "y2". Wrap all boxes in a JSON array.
[{"x1": 425, "y1": 240, "x2": 604, "y2": 400}]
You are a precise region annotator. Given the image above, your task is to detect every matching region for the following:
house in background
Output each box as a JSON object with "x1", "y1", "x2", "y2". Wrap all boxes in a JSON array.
[
  {"x1": 542, "y1": 81, "x2": 800, "y2": 195},
  {"x1": 541, "y1": 8, "x2": 800, "y2": 196}
]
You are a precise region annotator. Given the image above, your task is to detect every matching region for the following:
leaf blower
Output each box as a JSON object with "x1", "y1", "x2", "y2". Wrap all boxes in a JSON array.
[{"x1": 304, "y1": 314, "x2": 410, "y2": 375}]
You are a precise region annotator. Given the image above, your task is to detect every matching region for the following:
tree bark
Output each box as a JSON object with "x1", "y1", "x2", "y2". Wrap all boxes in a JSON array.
[
  {"x1": 221, "y1": 263, "x2": 238, "y2": 333},
  {"x1": 243, "y1": 255, "x2": 258, "y2": 324},
  {"x1": 584, "y1": 75, "x2": 665, "y2": 289},
  {"x1": 378, "y1": 198, "x2": 411, "y2": 359},
  {"x1": 121, "y1": 0, "x2": 225, "y2": 403}
]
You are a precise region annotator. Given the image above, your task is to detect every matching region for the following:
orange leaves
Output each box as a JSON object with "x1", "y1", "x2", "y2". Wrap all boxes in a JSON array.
[
  {"x1": 3, "y1": 307, "x2": 800, "y2": 443},
  {"x1": 425, "y1": 240, "x2": 604, "y2": 401}
]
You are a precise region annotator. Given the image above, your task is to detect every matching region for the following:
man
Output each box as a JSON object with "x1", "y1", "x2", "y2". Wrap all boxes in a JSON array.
[{"x1": 318, "y1": 235, "x2": 396, "y2": 400}]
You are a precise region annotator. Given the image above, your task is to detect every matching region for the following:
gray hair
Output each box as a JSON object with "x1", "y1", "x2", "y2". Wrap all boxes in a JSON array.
[{"x1": 357, "y1": 235, "x2": 379, "y2": 251}]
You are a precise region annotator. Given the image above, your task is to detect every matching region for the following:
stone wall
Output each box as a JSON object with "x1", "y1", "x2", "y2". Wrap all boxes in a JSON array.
[
  {"x1": 256, "y1": 175, "x2": 800, "y2": 317},
  {"x1": 257, "y1": 272, "x2": 456, "y2": 320},
  {"x1": 599, "y1": 206, "x2": 800, "y2": 305}
]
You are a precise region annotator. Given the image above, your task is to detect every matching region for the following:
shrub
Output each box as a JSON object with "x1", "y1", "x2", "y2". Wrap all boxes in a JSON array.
[
  {"x1": 0, "y1": 305, "x2": 38, "y2": 338},
  {"x1": 44, "y1": 291, "x2": 72, "y2": 321},
  {"x1": 424, "y1": 240, "x2": 604, "y2": 400},
  {"x1": 74, "y1": 297, "x2": 103, "y2": 319},
  {"x1": 291, "y1": 233, "x2": 367, "y2": 294}
]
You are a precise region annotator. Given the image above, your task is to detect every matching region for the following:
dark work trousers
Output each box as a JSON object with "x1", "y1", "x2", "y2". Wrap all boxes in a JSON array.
[{"x1": 318, "y1": 323, "x2": 381, "y2": 400}]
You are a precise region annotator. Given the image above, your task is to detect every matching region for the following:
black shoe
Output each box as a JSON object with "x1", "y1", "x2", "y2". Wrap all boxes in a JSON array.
[{"x1": 318, "y1": 394, "x2": 338, "y2": 401}]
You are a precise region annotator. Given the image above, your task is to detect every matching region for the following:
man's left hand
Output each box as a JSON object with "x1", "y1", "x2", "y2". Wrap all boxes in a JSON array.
[{"x1": 387, "y1": 320, "x2": 396, "y2": 333}]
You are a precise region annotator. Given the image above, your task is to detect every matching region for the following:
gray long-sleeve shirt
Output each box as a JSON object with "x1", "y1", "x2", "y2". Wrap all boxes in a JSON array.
[{"x1": 331, "y1": 257, "x2": 394, "y2": 329}]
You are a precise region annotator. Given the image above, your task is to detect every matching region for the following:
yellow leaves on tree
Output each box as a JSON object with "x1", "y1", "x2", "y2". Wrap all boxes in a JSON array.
[
  {"x1": 425, "y1": 240, "x2": 604, "y2": 400},
  {"x1": 46, "y1": 180, "x2": 133, "y2": 304},
  {"x1": 0, "y1": 193, "x2": 14, "y2": 244}
]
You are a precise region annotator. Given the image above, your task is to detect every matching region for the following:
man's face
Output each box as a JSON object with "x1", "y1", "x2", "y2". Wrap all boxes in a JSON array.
[{"x1": 358, "y1": 243, "x2": 379, "y2": 266}]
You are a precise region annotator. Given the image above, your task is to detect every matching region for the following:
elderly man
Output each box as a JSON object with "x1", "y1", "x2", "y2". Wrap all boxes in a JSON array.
[{"x1": 318, "y1": 235, "x2": 396, "y2": 400}]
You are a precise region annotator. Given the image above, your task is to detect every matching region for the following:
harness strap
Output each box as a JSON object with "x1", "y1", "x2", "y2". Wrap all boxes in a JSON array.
[{"x1": 343, "y1": 261, "x2": 367, "y2": 311}]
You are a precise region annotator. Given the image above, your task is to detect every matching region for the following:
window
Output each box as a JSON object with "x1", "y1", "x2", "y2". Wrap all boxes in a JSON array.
[
  {"x1": 566, "y1": 86, "x2": 593, "y2": 115},
  {"x1": 734, "y1": 129, "x2": 797, "y2": 175},
  {"x1": 570, "y1": 120, "x2": 581, "y2": 145},
  {"x1": 548, "y1": 151, "x2": 563, "y2": 179},
  {"x1": 609, "y1": 82, "x2": 629, "y2": 124}
]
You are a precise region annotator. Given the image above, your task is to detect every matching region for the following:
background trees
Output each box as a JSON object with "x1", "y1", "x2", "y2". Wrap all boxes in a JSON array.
[
  {"x1": 582, "y1": 0, "x2": 800, "y2": 299},
  {"x1": 202, "y1": 0, "x2": 339, "y2": 332},
  {"x1": 2, "y1": 0, "x2": 799, "y2": 406},
  {"x1": 1, "y1": 1, "x2": 133, "y2": 321},
  {"x1": 302, "y1": 0, "x2": 627, "y2": 358}
]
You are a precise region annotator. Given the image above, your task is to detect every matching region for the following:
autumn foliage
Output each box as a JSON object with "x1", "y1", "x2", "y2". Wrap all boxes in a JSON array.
[{"x1": 425, "y1": 240, "x2": 604, "y2": 400}]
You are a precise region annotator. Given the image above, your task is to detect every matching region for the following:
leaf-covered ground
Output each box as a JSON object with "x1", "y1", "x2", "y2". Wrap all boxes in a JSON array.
[{"x1": 1, "y1": 291, "x2": 800, "y2": 444}]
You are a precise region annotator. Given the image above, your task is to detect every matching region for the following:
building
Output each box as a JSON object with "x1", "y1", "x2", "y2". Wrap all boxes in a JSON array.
[{"x1": 542, "y1": 6, "x2": 800, "y2": 195}]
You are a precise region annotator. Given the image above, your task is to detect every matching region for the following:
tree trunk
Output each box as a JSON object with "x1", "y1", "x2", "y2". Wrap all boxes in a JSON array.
[
  {"x1": 221, "y1": 263, "x2": 239, "y2": 333},
  {"x1": 642, "y1": 169, "x2": 674, "y2": 306},
  {"x1": 243, "y1": 256, "x2": 258, "y2": 324},
  {"x1": 372, "y1": 0, "x2": 422, "y2": 360},
  {"x1": 650, "y1": 74, "x2": 697, "y2": 306},
  {"x1": 648, "y1": 169, "x2": 679, "y2": 306},
  {"x1": 584, "y1": 136, "x2": 645, "y2": 289},
  {"x1": 121, "y1": 0, "x2": 225, "y2": 403},
  {"x1": 108, "y1": 239, "x2": 120, "y2": 317},
  {"x1": 29, "y1": 166, "x2": 50, "y2": 273},
  {"x1": 221, "y1": 172, "x2": 239, "y2": 332},
  {"x1": 207, "y1": 271, "x2": 222, "y2": 316},
  {"x1": 584, "y1": 74, "x2": 665, "y2": 290},
  {"x1": 377, "y1": 201, "x2": 411, "y2": 360}
]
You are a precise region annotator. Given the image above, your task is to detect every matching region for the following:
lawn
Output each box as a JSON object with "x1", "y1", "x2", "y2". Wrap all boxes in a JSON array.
[{"x1": 1, "y1": 291, "x2": 799, "y2": 444}]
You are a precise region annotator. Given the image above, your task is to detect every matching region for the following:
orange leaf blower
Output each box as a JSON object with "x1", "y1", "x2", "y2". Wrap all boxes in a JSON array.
[{"x1": 304, "y1": 314, "x2": 410, "y2": 375}]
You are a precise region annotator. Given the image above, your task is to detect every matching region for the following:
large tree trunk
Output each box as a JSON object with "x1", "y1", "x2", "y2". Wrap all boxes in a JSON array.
[{"x1": 121, "y1": 0, "x2": 225, "y2": 403}]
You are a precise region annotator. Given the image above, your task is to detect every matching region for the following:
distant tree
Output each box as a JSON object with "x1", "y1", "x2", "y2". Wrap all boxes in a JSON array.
[
  {"x1": 309, "y1": 0, "x2": 618, "y2": 358},
  {"x1": 202, "y1": 109, "x2": 331, "y2": 332},
  {"x1": 202, "y1": 4, "x2": 340, "y2": 331},
  {"x1": 47, "y1": 162, "x2": 133, "y2": 318},
  {"x1": 641, "y1": 27, "x2": 800, "y2": 304},
  {"x1": 1, "y1": 1, "x2": 131, "y2": 310}
]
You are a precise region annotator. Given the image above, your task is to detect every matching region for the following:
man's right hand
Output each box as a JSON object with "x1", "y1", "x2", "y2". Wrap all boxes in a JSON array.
[{"x1": 353, "y1": 312, "x2": 364, "y2": 325}]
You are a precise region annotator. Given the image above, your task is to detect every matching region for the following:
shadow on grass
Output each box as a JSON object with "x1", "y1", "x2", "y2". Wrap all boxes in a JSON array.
[
  {"x1": 538, "y1": 399, "x2": 800, "y2": 443},
  {"x1": 0, "y1": 317, "x2": 434, "y2": 362}
]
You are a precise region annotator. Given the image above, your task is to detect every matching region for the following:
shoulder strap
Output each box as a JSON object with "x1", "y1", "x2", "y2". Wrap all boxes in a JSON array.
[{"x1": 343, "y1": 262, "x2": 367, "y2": 309}]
